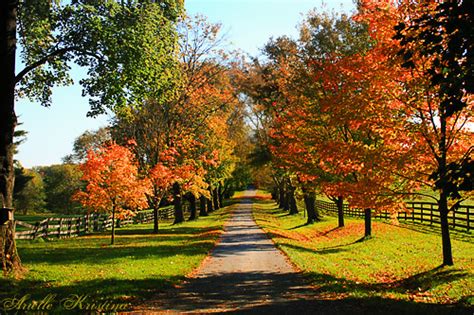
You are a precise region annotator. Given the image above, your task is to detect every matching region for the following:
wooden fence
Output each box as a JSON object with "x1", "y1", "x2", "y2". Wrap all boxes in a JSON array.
[
  {"x1": 15, "y1": 207, "x2": 176, "y2": 240},
  {"x1": 315, "y1": 200, "x2": 473, "y2": 231}
]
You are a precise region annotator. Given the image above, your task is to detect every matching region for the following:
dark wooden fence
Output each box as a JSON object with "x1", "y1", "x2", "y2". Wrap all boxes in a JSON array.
[
  {"x1": 15, "y1": 207, "x2": 175, "y2": 240},
  {"x1": 316, "y1": 200, "x2": 473, "y2": 231}
]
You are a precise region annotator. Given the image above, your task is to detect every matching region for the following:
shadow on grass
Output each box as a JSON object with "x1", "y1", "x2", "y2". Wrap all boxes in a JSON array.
[
  {"x1": 145, "y1": 270, "x2": 471, "y2": 315},
  {"x1": 15, "y1": 209, "x2": 229, "y2": 266},
  {"x1": 18, "y1": 239, "x2": 217, "y2": 265},
  {"x1": 394, "y1": 221, "x2": 473, "y2": 244},
  {"x1": 222, "y1": 296, "x2": 471, "y2": 315},
  {"x1": 0, "y1": 276, "x2": 182, "y2": 314},
  {"x1": 305, "y1": 266, "x2": 469, "y2": 295},
  {"x1": 278, "y1": 242, "x2": 351, "y2": 255}
]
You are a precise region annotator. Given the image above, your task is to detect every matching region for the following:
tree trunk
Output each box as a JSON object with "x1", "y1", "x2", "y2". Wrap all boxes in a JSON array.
[
  {"x1": 173, "y1": 182, "x2": 184, "y2": 224},
  {"x1": 0, "y1": 220, "x2": 22, "y2": 273},
  {"x1": 304, "y1": 191, "x2": 317, "y2": 224},
  {"x1": 336, "y1": 196, "x2": 344, "y2": 228},
  {"x1": 153, "y1": 204, "x2": 159, "y2": 233},
  {"x1": 438, "y1": 113, "x2": 453, "y2": 266},
  {"x1": 213, "y1": 187, "x2": 220, "y2": 210},
  {"x1": 271, "y1": 187, "x2": 278, "y2": 201},
  {"x1": 218, "y1": 183, "x2": 224, "y2": 207},
  {"x1": 188, "y1": 193, "x2": 197, "y2": 221},
  {"x1": 0, "y1": 0, "x2": 17, "y2": 211},
  {"x1": 207, "y1": 187, "x2": 214, "y2": 213},
  {"x1": 439, "y1": 193, "x2": 453, "y2": 265},
  {"x1": 288, "y1": 183, "x2": 298, "y2": 215},
  {"x1": 278, "y1": 180, "x2": 285, "y2": 208},
  {"x1": 111, "y1": 205, "x2": 116, "y2": 245},
  {"x1": 199, "y1": 195, "x2": 208, "y2": 216},
  {"x1": 364, "y1": 208, "x2": 371, "y2": 238},
  {"x1": 0, "y1": 0, "x2": 21, "y2": 273},
  {"x1": 207, "y1": 197, "x2": 214, "y2": 213},
  {"x1": 282, "y1": 188, "x2": 290, "y2": 211}
]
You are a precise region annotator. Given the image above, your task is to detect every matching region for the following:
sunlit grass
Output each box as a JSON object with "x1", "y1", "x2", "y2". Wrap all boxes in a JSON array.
[
  {"x1": 1, "y1": 206, "x2": 230, "y2": 312},
  {"x1": 253, "y1": 192, "x2": 474, "y2": 307}
]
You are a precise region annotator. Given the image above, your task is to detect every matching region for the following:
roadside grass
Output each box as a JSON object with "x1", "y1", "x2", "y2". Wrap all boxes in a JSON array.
[
  {"x1": 253, "y1": 192, "x2": 474, "y2": 309},
  {"x1": 0, "y1": 206, "x2": 230, "y2": 313}
]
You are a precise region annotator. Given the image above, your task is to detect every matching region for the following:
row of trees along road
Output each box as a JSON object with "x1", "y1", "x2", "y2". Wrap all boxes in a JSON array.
[
  {"x1": 1, "y1": 1, "x2": 252, "y2": 273},
  {"x1": 2, "y1": 0, "x2": 471, "y2": 273},
  {"x1": 240, "y1": 1, "x2": 472, "y2": 267}
]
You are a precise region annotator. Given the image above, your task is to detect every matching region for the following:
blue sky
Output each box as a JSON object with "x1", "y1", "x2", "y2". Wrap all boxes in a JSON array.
[{"x1": 16, "y1": 0, "x2": 355, "y2": 168}]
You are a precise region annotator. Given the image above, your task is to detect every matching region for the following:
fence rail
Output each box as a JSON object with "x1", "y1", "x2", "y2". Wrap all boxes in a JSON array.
[
  {"x1": 316, "y1": 200, "x2": 473, "y2": 231},
  {"x1": 15, "y1": 207, "x2": 176, "y2": 240}
]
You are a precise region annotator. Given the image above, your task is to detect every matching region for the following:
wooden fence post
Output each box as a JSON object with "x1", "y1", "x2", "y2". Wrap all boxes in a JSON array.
[
  {"x1": 430, "y1": 204, "x2": 434, "y2": 225},
  {"x1": 67, "y1": 219, "x2": 72, "y2": 237},
  {"x1": 420, "y1": 204, "x2": 424, "y2": 222},
  {"x1": 94, "y1": 214, "x2": 99, "y2": 232},
  {"x1": 452, "y1": 210, "x2": 456, "y2": 229},
  {"x1": 467, "y1": 208, "x2": 470, "y2": 231},
  {"x1": 58, "y1": 218, "x2": 63, "y2": 238},
  {"x1": 76, "y1": 218, "x2": 81, "y2": 236},
  {"x1": 44, "y1": 218, "x2": 49, "y2": 238},
  {"x1": 33, "y1": 222, "x2": 40, "y2": 240}
]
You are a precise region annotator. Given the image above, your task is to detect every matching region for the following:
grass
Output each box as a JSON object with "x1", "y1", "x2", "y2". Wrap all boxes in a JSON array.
[
  {"x1": 1, "y1": 205, "x2": 230, "y2": 313},
  {"x1": 253, "y1": 192, "x2": 474, "y2": 310}
]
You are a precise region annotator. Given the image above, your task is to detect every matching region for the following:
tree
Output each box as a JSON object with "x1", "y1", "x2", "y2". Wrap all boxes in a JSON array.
[
  {"x1": 38, "y1": 164, "x2": 84, "y2": 214},
  {"x1": 14, "y1": 167, "x2": 46, "y2": 215},
  {"x1": 113, "y1": 15, "x2": 239, "y2": 226},
  {"x1": 385, "y1": 0, "x2": 473, "y2": 265},
  {"x1": 74, "y1": 142, "x2": 149, "y2": 245},
  {"x1": 1, "y1": 0, "x2": 183, "y2": 272},
  {"x1": 63, "y1": 127, "x2": 111, "y2": 164}
]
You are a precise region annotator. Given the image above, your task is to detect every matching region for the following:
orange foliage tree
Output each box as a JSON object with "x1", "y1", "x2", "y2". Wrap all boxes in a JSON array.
[
  {"x1": 357, "y1": 0, "x2": 473, "y2": 265},
  {"x1": 74, "y1": 142, "x2": 150, "y2": 245},
  {"x1": 247, "y1": 2, "x2": 472, "y2": 265}
]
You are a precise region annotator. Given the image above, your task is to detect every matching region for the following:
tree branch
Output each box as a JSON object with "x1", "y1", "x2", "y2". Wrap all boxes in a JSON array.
[{"x1": 15, "y1": 46, "x2": 103, "y2": 84}]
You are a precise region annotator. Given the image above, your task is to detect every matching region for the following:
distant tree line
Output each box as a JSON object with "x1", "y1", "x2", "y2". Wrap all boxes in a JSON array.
[{"x1": 14, "y1": 163, "x2": 84, "y2": 215}]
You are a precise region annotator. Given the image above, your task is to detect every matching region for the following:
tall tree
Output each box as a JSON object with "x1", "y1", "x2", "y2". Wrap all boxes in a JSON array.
[
  {"x1": 113, "y1": 15, "x2": 239, "y2": 226},
  {"x1": 388, "y1": 0, "x2": 473, "y2": 265}
]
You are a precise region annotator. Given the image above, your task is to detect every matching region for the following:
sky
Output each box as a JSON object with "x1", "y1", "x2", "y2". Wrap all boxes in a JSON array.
[{"x1": 15, "y1": 0, "x2": 356, "y2": 168}]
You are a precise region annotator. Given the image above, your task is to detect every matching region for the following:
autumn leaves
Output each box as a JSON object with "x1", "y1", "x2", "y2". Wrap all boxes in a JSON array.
[
  {"x1": 244, "y1": 1, "x2": 472, "y2": 265},
  {"x1": 73, "y1": 16, "x2": 244, "y2": 244}
]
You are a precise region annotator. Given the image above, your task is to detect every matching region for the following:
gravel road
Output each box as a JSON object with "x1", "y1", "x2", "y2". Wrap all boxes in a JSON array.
[{"x1": 140, "y1": 191, "x2": 315, "y2": 313}]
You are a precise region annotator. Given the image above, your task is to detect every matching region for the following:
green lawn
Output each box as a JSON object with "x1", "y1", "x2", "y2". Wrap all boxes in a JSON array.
[
  {"x1": 1, "y1": 206, "x2": 230, "y2": 313},
  {"x1": 253, "y1": 193, "x2": 474, "y2": 309}
]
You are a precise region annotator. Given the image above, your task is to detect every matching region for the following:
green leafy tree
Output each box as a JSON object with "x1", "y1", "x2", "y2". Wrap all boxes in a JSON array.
[
  {"x1": 14, "y1": 168, "x2": 46, "y2": 215},
  {"x1": 38, "y1": 164, "x2": 84, "y2": 214}
]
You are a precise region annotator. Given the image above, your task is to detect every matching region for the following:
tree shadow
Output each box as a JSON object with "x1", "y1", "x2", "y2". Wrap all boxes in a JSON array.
[
  {"x1": 0, "y1": 277, "x2": 182, "y2": 314},
  {"x1": 393, "y1": 222, "x2": 473, "y2": 244},
  {"x1": 289, "y1": 223, "x2": 310, "y2": 230},
  {"x1": 141, "y1": 269, "x2": 472, "y2": 315},
  {"x1": 221, "y1": 296, "x2": 470, "y2": 315},
  {"x1": 278, "y1": 242, "x2": 350, "y2": 255}
]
